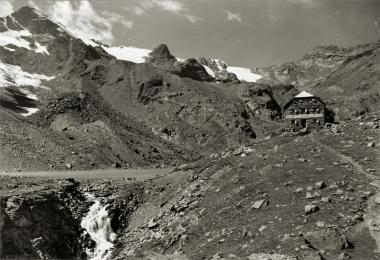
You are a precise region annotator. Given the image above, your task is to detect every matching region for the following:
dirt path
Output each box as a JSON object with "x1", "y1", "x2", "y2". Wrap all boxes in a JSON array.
[
  {"x1": 0, "y1": 168, "x2": 174, "y2": 180},
  {"x1": 309, "y1": 134, "x2": 380, "y2": 252},
  {"x1": 309, "y1": 134, "x2": 378, "y2": 180}
]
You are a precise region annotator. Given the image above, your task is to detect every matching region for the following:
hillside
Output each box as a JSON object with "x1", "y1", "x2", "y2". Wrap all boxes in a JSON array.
[
  {"x1": 1, "y1": 111, "x2": 379, "y2": 259},
  {"x1": 254, "y1": 41, "x2": 380, "y2": 120},
  {"x1": 0, "y1": 6, "x2": 282, "y2": 171}
]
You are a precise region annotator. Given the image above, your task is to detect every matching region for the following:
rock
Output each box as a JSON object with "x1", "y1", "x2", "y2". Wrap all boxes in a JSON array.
[
  {"x1": 338, "y1": 252, "x2": 352, "y2": 259},
  {"x1": 315, "y1": 181, "x2": 326, "y2": 189},
  {"x1": 374, "y1": 196, "x2": 380, "y2": 205},
  {"x1": 306, "y1": 192, "x2": 320, "y2": 199},
  {"x1": 304, "y1": 228, "x2": 353, "y2": 250},
  {"x1": 146, "y1": 43, "x2": 176, "y2": 66},
  {"x1": 328, "y1": 183, "x2": 339, "y2": 189},
  {"x1": 174, "y1": 58, "x2": 214, "y2": 81},
  {"x1": 367, "y1": 142, "x2": 375, "y2": 147},
  {"x1": 306, "y1": 192, "x2": 314, "y2": 199},
  {"x1": 65, "y1": 163, "x2": 72, "y2": 170},
  {"x1": 147, "y1": 218, "x2": 159, "y2": 229},
  {"x1": 300, "y1": 250, "x2": 323, "y2": 260},
  {"x1": 316, "y1": 221, "x2": 325, "y2": 227},
  {"x1": 212, "y1": 252, "x2": 223, "y2": 259},
  {"x1": 295, "y1": 187, "x2": 304, "y2": 193},
  {"x1": 112, "y1": 162, "x2": 121, "y2": 168},
  {"x1": 259, "y1": 225, "x2": 267, "y2": 232},
  {"x1": 333, "y1": 189, "x2": 344, "y2": 195},
  {"x1": 252, "y1": 199, "x2": 269, "y2": 209},
  {"x1": 321, "y1": 197, "x2": 331, "y2": 203},
  {"x1": 305, "y1": 205, "x2": 319, "y2": 215}
]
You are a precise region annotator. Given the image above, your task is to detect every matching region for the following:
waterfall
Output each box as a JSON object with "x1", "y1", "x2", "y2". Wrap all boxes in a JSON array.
[{"x1": 81, "y1": 194, "x2": 116, "y2": 260}]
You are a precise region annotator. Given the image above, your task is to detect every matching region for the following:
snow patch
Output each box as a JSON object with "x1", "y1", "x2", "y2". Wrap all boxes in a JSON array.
[
  {"x1": 202, "y1": 65, "x2": 215, "y2": 78},
  {"x1": 19, "y1": 88, "x2": 39, "y2": 100},
  {"x1": 0, "y1": 29, "x2": 50, "y2": 54},
  {"x1": 226, "y1": 66, "x2": 262, "y2": 82},
  {"x1": 0, "y1": 62, "x2": 55, "y2": 88},
  {"x1": 1, "y1": 46, "x2": 15, "y2": 52},
  {"x1": 34, "y1": 42, "x2": 49, "y2": 55},
  {"x1": 103, "y1": 46, "x2": 151, "y2": 63},
  {"x1": 0, "y1": 29, "x2": 32, "y2": 50},
  {"x1": 20, "y1": 107, "x2": 39, "y2": 116}
]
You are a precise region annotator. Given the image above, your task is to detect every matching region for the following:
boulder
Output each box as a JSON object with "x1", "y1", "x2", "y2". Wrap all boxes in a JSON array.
[
  {"x1": 305, "y1": 205, "x2": 319, "y2": 215},
  {"x1": 304, "y1": 228, "x2": 353, "y2": 250}
]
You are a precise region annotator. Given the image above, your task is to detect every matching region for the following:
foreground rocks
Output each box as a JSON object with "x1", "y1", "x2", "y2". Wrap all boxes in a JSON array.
[{"x1": 0, "y1": 179, "x2": 89, "y2": 259}]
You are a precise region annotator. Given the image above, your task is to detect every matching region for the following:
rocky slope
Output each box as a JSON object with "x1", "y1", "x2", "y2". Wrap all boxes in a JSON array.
[
  {"x1": 1, "y1": 112, "x2": 378, "y2": 259},
  {"x1": 108, "y1": 111, "x2": 379, "y2": 259},
  {"x1": 254, "y1": 40, "x2": 380, "y2": 120}
]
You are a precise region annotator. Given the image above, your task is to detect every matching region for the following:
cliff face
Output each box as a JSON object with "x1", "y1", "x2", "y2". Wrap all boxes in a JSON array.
[{"x1": 0, "y1": 179, "x2": 89, "y2": 259}]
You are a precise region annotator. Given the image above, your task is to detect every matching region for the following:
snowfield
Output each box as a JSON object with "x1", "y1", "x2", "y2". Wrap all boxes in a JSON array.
[
  {"x1": 0, "y1": 29, "x2": 49, "y2": 54},
  {"x1": 100, "y1": 45, "x2": 261, "y2": 83},
  {"x1": 0, "y1": 62, "x2": 55, "y2": 88},
  {"x1": 103, "y1": 46, "x2": 151, "y2": 64},
  {"x1": 202, "y1": 65, "x2": 215, "y2": 78},
  {"x1": 226, "y1": 66, "x2": 262, "y2": 82},
  {"x1": 0, "y1": 61, "x2": 55, "y2": 116}
]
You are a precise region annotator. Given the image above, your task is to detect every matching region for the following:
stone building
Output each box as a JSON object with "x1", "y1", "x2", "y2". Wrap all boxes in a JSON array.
[{"x1": 283, "y1": 91, "x2": 326, "y2": 131}]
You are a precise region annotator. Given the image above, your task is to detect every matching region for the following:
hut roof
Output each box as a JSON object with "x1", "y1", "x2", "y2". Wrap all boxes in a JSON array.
[{"x1": 283, "y1": 91, "x2": 325, "y2": 110}]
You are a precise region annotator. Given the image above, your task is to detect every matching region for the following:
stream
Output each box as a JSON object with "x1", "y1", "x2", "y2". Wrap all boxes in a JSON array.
[{"x1": 81, "y1": 193, "x2": 116, "y2": 260}]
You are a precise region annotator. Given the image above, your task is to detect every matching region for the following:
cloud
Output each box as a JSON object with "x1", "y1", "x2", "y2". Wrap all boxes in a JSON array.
[
  {"x1": 0, "y1": 0, "x2": 14, "y2": 17},
  {"x1": 31, "y1": 0, "x2": 133, "y2": 44},
  {"x1": 287, "y1": 0, "x2": 321, "y2": 8},
  {"x1": 126, "y1": 0, "x2": 202, "y2": 24},
  {"x1": 223, "y1": 10, "x2": 243, "y2": 23}
]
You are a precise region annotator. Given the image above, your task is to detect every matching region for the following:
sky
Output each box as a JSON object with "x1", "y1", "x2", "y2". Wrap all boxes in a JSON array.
[{"x1": 1, "y1": 0, "x2": 379, "y2": 67}]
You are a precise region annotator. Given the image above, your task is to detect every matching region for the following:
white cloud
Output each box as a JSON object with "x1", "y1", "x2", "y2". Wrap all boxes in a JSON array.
[
  {"x1": 31, "y1": 0, "x2": 133, "y2": 44},
  {"x1": 126, "y1": 6, "x2": 145, "y2": 16},
  {"x1": 288, "y1": 0, "x2": 321, "y2": 8},
  {"x1": 127, "y1": 0, "x2": 202, "y2": 24},
  {"x1": 223, "y1": 10, "x2": 243, "y2": 23},
  {"x1": 0, "y1": 0, "x2": 14, "y2": 17}
]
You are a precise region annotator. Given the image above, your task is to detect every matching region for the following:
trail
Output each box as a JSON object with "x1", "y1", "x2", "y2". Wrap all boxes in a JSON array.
[
  {"x1": 0, "y1": 168, "x2": 174, "y2": 180},
  {"x1": 309, "y1": 134, "x2": 378, "y2": 180},
  {"x1": 309, "y1": 134, "x2": 380, "y2": 252}
]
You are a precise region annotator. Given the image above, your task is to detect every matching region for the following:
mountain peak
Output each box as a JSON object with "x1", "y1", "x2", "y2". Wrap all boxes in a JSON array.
[
  {"x1": 10, "y1": 6, "x2": 61, "y2": 36},
  {"x1": 12, "y1": 5, "x2": 44, "y2": 21},
  {"x1": 146, "y1": 43, "x2": 177, "y2": 66}
]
